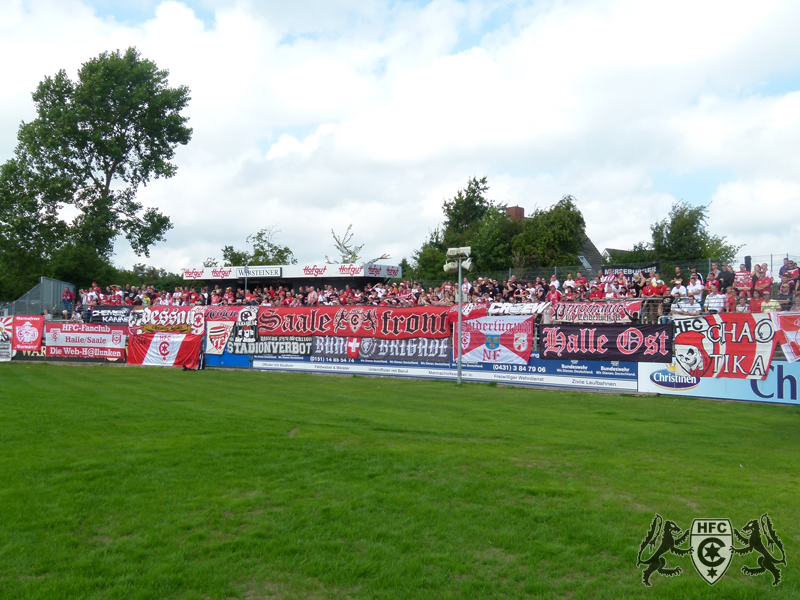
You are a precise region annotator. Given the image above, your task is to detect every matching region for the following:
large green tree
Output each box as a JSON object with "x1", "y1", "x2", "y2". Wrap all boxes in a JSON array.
[
  {"x1": 650, "y1": 201, "x2": 739, "y2": 264},
  {"x1": 511, "y1": 195, "x2": 586, "y2": 267},
  {"x1": 206, "y1": 227, "x2": 298, "y2": 268},
  {"x1": 0, "y1": 47, "x2": 191, "y2": 298}
]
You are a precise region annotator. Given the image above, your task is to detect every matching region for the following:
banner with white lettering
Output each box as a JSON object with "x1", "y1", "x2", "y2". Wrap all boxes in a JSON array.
[
  {"x1": 539, "y1": 324, "x2": 672, "y2": 362},
  {"x1": 45, "y1": 323, "x2": 126, "y2": 360},
  {"x1": 127, "y1": 332, "x2": 202, "y2": 369},
  {"x1": 89, "y1": 305, "x2": 131, "y2": 325},
  {"x1": 312, "y1": 336, "x2": 451, "y2": 362},
  {"x1": 549, "y1": 301, "x2": 643, "y2": 324},
  {"x1": 673, "y1": 314, "x2": 777, "y2": 379},
  {"x1": 12, "y1": 316, "x2": 44, "y2": 352},
  {"x1": 457, "y1": 316, "x2": 535, "y2": 364},
  {"x1": 128, "y1": 306, "x2": 205, "y2": 336}
]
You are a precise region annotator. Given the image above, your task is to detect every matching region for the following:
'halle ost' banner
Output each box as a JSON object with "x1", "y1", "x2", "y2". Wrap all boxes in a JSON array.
[
  {"x1": 256, "y1": 306, "x2": 450, "y2": 339},
  {"x1": 458, "y1": 315, "x2": 535, "y2": 365},
  {"x1": 673, "y1": 313, "x2": 777, "y2": 380},
  {"x1": 45, "y1": 323, "x2": 126, "y2": 360},
  {"x1": 539, "y1": 324, "x2": 672, "y2": 362},
  {"x1": 127, "y1": 306, "x2": 204, "y2": 369}
]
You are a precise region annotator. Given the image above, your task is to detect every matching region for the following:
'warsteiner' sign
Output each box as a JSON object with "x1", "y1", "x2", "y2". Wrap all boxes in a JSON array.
[
  {"x1": 540, "y1": 324, "x2": 672, "y2": 362},
  {"x1": 313, "y1": 336, "x2": 451, "y2": 362},
  {"x1": 550, "y1": 301, "x2": 643, "y2": 324},
  {"x1": 257, "y1": 306, "x2": 450, "y2": 339},
  {"x1": 673, "y1": 314, "x2": 777, "y2": 379}
]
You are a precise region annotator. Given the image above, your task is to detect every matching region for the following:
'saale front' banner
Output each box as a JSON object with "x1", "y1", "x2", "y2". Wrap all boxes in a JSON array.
[
  {"x1": 458, "y1": 316, "x2": 535, "y2": 364},
  {"x1": 128, "y1": 333, "x2": 202, "y2": 369},
  {"x1": 45, "y1": 323, "x2": 126, "y2": 360},
  {"x1": 673, "y1": 314, "x2": 777, "y2": 379},
  {"x1": 257, "y1": 306, "x2": 450, "y2": 339},
  {"x1": 539, "y1": 324, "x2": 672, "y2": 362},
  {"x1": 12, "y1": 316, "x2": 44, "y2": 352},
  {"x1": 549, "y1": 301, "x2": 643, "y2": 324},
  {"x1": 313, "y1": 336, "x2": 451, "y2": 362}
]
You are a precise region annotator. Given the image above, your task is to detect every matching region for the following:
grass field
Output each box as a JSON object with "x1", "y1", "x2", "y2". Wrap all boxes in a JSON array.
[{"x1": 0, "y1": 362, "x2": 798, "y2": 599}]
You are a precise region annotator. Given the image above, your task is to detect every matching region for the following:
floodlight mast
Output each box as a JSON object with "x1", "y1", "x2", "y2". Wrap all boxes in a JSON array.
[{"x1": 443, "y1": 247, "x2": 471, "y2": 385}]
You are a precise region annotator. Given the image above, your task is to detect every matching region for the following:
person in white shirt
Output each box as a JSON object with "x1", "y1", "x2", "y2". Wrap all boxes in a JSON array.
[
  {"x1": 704, "y1": 285, "x2": 726, "y2": 313},
  {"x1": 670, "y1": 283, "x2": 687, "y2": 299},
  {"x1": 671, "y1": 295, "x2": 701, "y2": 316},
  {"x1": 563, "y1": 274, "x2": 575, "y2": 290},
  {"x1": 549, "y1": 274, "x2": 560, "y2": 290},
  {"x1": 686, "y1": 275, "x2": 704, "y2": 303}
]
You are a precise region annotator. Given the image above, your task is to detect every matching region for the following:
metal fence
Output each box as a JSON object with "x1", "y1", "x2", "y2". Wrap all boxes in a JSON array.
[{"x1": 0, "y1": 277, "x2": 76, "y2": 318}]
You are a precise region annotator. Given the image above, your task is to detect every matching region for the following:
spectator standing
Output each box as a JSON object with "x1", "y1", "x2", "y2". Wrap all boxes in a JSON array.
[
  {"x1": 686, "y1": 275, "x2": 704, "y2": 303},
  {"x1": 760, "y1": 291, "x2": 781, "y2": 313},
  {"x1": 734, "y1": 264, "x2": 753, "y2": 296},
  {"x1": 704, "y1": 285, "x2": 725, "y2": 313},
  {"x1": 708, "y1": 262, "x2": 721, "y2": 281},
  {"x1": 689, "y1": 266, "x2": 704, "y2": 285},
  {"x1": 62, "y1": 287, "x2": 74, "y2": 316},
  {"x1": 717, "y1": 264, "x2": 734, "y2": 292}
]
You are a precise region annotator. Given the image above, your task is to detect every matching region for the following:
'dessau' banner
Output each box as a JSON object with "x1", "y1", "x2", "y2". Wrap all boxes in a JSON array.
[
  {"x1": 256, "y1": 306, "x2": 450, "y2": 339},
  {"x1": 127, "y1": 307, "x2": 204, "y2": 369},
  {"x1": 673, "y1": 313, "x2": 776, "y2": 379},
  {"x1": 539, "y1": 324, "x2": 672, "y2": 362}
]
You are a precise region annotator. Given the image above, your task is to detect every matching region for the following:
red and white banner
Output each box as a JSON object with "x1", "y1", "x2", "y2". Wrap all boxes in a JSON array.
[
  {"x1": 0, "y1": 317, "x2": 12, "y2": 362},
  {"x1": 202, "y1": 306, "x2": 246, "y2": 321},
  {"x1": 673, "y1": 314, "x2": 777, "y2": 379},
  {"x1": 448, "y1": 302, "x2": 550, "y2": 323},
  {"x1": 457, "y1": 315, "x2": 535, "y2": 364},
  {"x1": 128, "y1": 332, "x2": 202, "y2": 369},
  {"x1": 45, "y1": 323, "x2": 126, "y2": 360},
  {"x1": 128, "y1": 306, "x2": 205, "y2": 336},
  {"x1": 12, "y1": 316, "x2": 44, "y2": 352},
  {"x1": 550, "y1": 301, "x2": 643, "y2": 324},
  {"x1": 257, "y1": 306, "x2": 450, "y2": 339},
  {"x1": 205, "y1": 321, "x2": 235, "y2": 355},
  {"x1": 771, "y1": 312, "x2": 800, "y2": 363}
]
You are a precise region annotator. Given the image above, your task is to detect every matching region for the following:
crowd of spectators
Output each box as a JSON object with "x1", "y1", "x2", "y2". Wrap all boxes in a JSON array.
[{"x1": 55, "y1": 258, "x2": 800, "y2": 321}]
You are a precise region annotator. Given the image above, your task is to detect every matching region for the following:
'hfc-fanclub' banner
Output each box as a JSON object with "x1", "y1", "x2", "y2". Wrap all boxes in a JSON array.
[
  {"x1": 45, "y1": 323, "x2": 126, "y2": 360},
  {"x1": 673, "y1": 313, "x2": 777, "y2": 379},
  {"x1": 127, "y1": 307, "x2": 205, "y2": 369}
]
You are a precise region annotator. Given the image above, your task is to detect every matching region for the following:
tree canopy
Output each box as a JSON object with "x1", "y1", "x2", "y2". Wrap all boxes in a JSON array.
[
  {"x1": 205, "y1": 227, "x2": 297, "y2": 267},
  {"x1": 0, "y1": 47, "x2": 191, "y2": 298}
]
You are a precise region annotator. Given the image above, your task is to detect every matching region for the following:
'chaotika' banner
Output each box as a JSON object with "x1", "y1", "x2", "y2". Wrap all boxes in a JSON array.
[
  {"x1": 539, "y1": 324, "x2": 672, "y2": 362},
  {"x1": 550, "y1": 301, "x2": 643, "y2": 324},
  {"x1": 257, "y1": 306, "x2": 450, "y2": 339},
  {"x1": 45, "y1": 323, "x2": 126, "y2": 360},
  {"x1": 673, "y1": 313, "x2": 776, "y2": 379}
]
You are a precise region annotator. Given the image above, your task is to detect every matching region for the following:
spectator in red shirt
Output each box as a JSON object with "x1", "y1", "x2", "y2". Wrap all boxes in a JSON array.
[
  {"x1": 546, "y1": 284, "x2": 561, "y2": 304},
  {"x1": 734, "y1": 264, "x2": 753, "y2": 296},
  {"x1": 748, "y1": 292, "x2": 763, "y2": 313},
  {"x1": 724, "y1": 288, "x2": 738, "y2": 313},
  {"x1": 589, "y1": 284, "x2": 604, "y2": 300}
]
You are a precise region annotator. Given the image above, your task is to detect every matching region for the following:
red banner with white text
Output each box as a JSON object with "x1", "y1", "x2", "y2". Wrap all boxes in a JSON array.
[
  {"x1": 256, "y1": 306, "x2": 450, "y2": 339},
  {"x1": 128, "y1": 332, "x2": 202, "y2": 369},
  {"x1": 45, "y1": 323, "x2": 126, "y2": 360},
  {"x1": 12, "y1": 316, "x2": 44, "y2": 352},
  {"x1": 673, "y1": 314, "x2": 777, "y2": 379}
]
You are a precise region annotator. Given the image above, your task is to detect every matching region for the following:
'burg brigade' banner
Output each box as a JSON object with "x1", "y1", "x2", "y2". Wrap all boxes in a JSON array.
[
  {"x1": 313, "y1": 336, "x2": 451, "y2": 362},
  {"x1": 673, "y1": 313, "x2": 777, "y2": 379},
  {"x1": 539, "y1": 324, "x2": 672, "y2": 362}
]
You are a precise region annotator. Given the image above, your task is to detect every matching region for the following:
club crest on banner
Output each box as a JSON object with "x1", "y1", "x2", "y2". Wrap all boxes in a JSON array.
[
  {"x1": 513, "y1": 332, "x2": 527, "y2": 352},
  {"x1": 690, "y1": 519, "x2": 733, "y2": 585},
  {"x1": 485, "y1": 335, "x2": 500, "y2": 350}
]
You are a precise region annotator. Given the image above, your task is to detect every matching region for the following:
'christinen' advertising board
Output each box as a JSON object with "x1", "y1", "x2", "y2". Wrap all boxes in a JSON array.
[{"x1": 638, "y1": 361, "x2": 800, "y2": 405}]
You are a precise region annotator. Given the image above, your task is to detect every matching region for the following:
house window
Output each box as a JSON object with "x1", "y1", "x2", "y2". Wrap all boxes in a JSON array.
[{"x1": 578, "y1": 255, "x2": 592, "y2": 269}]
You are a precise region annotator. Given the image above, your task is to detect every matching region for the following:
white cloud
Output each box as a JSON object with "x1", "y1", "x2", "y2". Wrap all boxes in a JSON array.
[{"x1": 2, "y1": 0, "x2": 800, "y2": 277}]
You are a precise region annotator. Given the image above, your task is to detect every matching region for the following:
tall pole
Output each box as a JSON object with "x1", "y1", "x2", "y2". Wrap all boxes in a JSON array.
[{"x1": 457, "y1": 258, "x2": 463, "y2": 385}]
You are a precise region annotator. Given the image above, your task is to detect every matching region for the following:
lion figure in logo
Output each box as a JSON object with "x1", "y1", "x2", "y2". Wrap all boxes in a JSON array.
[
  {"x1": 637, "y1": 514, "x2": 692, "y2": 586},
  {"x1": 732, "y1": 514, "x2": 786, "y2": 586}
]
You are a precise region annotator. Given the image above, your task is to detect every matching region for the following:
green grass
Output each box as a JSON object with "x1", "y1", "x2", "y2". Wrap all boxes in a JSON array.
[{"x1": 0, "y1": 363, "x2": 798, "y2": 599}]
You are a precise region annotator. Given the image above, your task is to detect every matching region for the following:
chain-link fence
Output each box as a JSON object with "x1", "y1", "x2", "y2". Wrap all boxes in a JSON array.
[{"x1": 0, "y1": 277, "x2": 76, "y2": 318}]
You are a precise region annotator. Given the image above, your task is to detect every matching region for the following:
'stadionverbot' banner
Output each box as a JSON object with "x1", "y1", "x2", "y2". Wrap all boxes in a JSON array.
[
  {"x1": 458, "y1": 316, "x2": 535, "y2": 365},
  {"x1": 89, "y1": 305, "x2": 131, "y2": 325},
  {"x1": 549, "y1": 301, "x2": 643, "y2": 324},
  {"x1": 673, "y1": 313, "x2": 776, "y2": 379},
  {"x1": 313, "y1": 336, "x2": 451, "y2": 362},
  {"x1": 45, "y1": 323, "x2": 126, "y2": 360},
  {"x1": 539, "y1": 324, "x2": 672, "y2": 362},
  {"x1": 256, "y1": 306, "x2": 450, "y2": 339}
]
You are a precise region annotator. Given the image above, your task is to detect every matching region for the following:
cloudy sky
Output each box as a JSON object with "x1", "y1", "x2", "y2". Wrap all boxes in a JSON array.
[{"x1": 2, "y1": 0, "x2": 799, "y2": 271}]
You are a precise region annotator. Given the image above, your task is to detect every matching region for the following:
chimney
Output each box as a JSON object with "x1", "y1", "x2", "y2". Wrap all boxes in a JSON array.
[{"x1": 506, "y1": 206, "x2": 525, "y2": 220}]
